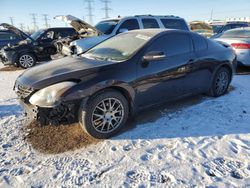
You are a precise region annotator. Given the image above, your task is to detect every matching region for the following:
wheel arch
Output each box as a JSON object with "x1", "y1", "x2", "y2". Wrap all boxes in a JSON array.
[
  {"x1": 215, "y1": 63, "x2": 233, "y2": 82},
  {"x1": 206, "y1": 62, "x2": 233, "y2": 93},
  {"x1": 17, "y1": 49, "x2": 37, "y2": 61},
  {"x1": 87, "y1": 85, "x2": 136, "y2": 116},
  {"x1": 63, "y1": 80, "x2": 137, "y2": 115}
]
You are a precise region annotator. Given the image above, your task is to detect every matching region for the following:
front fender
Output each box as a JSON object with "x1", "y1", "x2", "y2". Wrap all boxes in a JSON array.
[{"x1": 61, "y1": 79, "x2": 136, "y2": 103}]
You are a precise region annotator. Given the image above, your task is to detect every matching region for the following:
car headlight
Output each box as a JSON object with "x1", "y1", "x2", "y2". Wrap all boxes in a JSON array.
[{"x1": 29, "y1": 81, "x2": 77, "y2": 108}]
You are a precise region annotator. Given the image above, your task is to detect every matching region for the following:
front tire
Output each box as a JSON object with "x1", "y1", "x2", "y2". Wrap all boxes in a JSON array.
[
  {"x1": 17, "y1": 53, "x2": 36, "y2": 69},
  {"x1": 208, "y1": 67, "x2": 231, "y2": 97},
  {"x1": 79, "y1": 89, "x2": 129, "y2": 139}
]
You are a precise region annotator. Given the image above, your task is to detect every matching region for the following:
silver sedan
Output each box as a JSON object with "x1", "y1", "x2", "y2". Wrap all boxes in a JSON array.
[{"x1": 213, "y1": 27, "x2": 250, "y2": 67}]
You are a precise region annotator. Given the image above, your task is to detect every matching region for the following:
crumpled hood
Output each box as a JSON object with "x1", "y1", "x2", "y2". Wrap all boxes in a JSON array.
[
  {"x1": 54, "y1": 15, "x2": 102, "y2": 36},
  {"x1": 17, "y1": 56, "x2": 112, "y2": 89},
  {"x1": 71, "y1": 35, "x2": 110, "y2": 54},
  {"x1": 0, "y1": 23, "x2": 33, "y2": 41}
]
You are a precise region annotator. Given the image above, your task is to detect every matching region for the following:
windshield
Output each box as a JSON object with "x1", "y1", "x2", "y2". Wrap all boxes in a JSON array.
[
  {"x1": 95, "y1": 20, "x2": 119, "y2": 35},
  {"x1": 30, "y1": 29, "x2": 45, "y2": 40},
  {"x1": 220, "y1": 29, "x2": 250, "y2": 38},
  {"x1": 83, "y1": 32, "x2": 152, "y2": 62}
]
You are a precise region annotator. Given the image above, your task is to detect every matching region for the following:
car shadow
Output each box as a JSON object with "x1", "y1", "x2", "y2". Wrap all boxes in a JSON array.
[
  {"x1": 237, "y1": 66, "x2": 250, "y2": 75},
  {"x1": 112, "y1": 86, "x2": 249, "y2": 140}
]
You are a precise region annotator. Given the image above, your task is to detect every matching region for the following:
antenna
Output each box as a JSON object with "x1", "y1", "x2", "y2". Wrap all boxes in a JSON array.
[
  {"x1": 210, "y1": 9, "x2": 214, "y2": 21},
  {"x1": 30, "y1": 13, "x2": 38, "y2": 31},
  {"x1": 100, "y1": 0, "x2": 112, "y2": 19},
  {"x1": 9, "y1": 17, "x2": 14, "y2": 25},
  {"x1": 85, "y1": 0, "x2": 94, "y2": 24},
  {"x1": 42, "y1": 14, "x2": 50, "y2": 28}
]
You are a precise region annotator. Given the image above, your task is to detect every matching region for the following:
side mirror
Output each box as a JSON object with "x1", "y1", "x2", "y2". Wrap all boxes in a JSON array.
[
  {"x1": 142, "y1": 51, "x2": 166, "y2": 62},
  {"x1": 118, "y1": 28, "x2": 128, "y2": 34}
]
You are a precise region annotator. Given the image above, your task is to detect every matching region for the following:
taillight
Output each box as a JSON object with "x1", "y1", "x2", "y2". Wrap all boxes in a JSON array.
[{"x1": 231, "y1": 43, "x2": 250, "y2": 49}]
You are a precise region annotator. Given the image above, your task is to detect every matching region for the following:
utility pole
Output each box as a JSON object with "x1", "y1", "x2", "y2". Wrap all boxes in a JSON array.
[
  {"x1": 42, "y1": 14, "x2": 50, "y2": 28},
  {"x1": 101, "y1": 0, "x2": 111, "y2": 19},
  {"x1": 30, "y1": 13, "x2": 38, "y2": 31},
  {"x1": 9, "y1": 17, "x2": 14, "y2": 25},
  {"x1": 19, "y1": 23, "x2": 25, "y2": 31},
  {"x1": 85, "y1": 0, "x2": 94, "y2": 24}
]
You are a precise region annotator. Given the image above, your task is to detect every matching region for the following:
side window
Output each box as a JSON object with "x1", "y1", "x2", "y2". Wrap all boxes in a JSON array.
[
  {"x1": 41, "y1": 31, "x2": 54, "y2": 40},
  {"x1": 147, "y1": 33, "x2": 191, "y2": 56},
  {"x1": 117, "y1": 19, "x2": 139, "y2": 33},
  {"x1": 160, "y1": 19, "x2": 188, "y2": 30},
  {"x1": 0, "y1": 33, "x2": 19, "y2": 41},
  {"x1": 191, "y1": 33, "x2": 207, "y2": 51},
  {"x1": 142, "y1": 18, "x2": 160, "y2": 29}
]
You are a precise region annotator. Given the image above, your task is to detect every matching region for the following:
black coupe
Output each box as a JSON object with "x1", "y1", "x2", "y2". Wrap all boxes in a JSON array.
[{"x1": 14, "y1": 29, "x2": 236, "y2": 138}]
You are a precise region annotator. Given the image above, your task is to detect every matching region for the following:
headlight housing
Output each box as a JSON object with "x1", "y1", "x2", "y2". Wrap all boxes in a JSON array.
[{"x1": 29, "y1": 81, "x2": 77, "y2": 108}]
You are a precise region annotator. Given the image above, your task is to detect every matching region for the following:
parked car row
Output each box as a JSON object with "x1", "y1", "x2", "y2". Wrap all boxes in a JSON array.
[
  {"x1": 1, "y1": 15, "x2": 249, "y2": 69},
  {"x1": 0, "y1": 15, "x2": 190, "y2": 68}
]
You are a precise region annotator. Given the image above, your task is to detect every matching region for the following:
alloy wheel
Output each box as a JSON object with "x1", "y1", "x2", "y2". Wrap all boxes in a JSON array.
[
  {"x1": 19, "y1": 54, "x2": 34, "y2": 68},
  {"x1": 215, "y1": 71, "x2": 229, "y2": 95},
  {"x1": 91, "y1": 98, "x2": 124, "y2": 133}
]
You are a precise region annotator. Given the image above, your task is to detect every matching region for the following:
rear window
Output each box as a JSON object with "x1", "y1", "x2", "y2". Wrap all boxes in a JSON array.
[
  {"x1": 220, "y1": 29, "x2": 250, "y2": 38},
  {"x1": 0, "y1": 33, "x2": 19, "y2": 41},
  {"x1": 160, "y1": 19, "x2": 188, "y2": 30},
  {"x1": 142, "y1": 18, "x2": 160, "y2": 29}
]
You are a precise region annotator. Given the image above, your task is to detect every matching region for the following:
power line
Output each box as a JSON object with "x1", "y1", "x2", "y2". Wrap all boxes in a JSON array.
[
  {"x1": 9, "y1": 17, "x2": 14, "y2": 25},
  {"x1": 85, "y1": 0, "x2": 94, "y2": 24},
  {"x1": 42, "y1": 14, "x2": 50, "y2": 28},
  {"x1": 100, "y1": 0, "x2": 112, "y2": 19},
  {"x1": 30, "y1": 13, "x2": 38, "y2": 31}
]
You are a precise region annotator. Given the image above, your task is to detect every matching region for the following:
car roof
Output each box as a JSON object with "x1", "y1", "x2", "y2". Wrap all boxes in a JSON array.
[
  {"x1": 0, "y1": 30, "x2": 13, "y2": 33},
  {"x1": 125, "y1": 28, "x2": 188, "y2": 37},
  {"x1": 101, "y1": 15, "x2": 184, "y2": 22},
  {"x1": 223, "y1": 27, "x2": 250, "y2": 31}
]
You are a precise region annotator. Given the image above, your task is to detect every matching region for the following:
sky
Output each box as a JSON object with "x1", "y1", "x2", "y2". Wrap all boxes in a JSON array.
[{"x1": 0, "y1": 0, "x2": 250, "y2": 31}]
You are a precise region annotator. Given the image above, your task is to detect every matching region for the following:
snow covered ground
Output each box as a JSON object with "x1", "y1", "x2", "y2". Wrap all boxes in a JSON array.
[{"x1": 0, "y1": 64, "x2": 250, "y2": 187}]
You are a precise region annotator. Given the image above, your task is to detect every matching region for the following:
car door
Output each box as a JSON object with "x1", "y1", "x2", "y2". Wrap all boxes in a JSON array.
[{"x1": 135, "y1": 32, "x2": 194, "y2": 107}]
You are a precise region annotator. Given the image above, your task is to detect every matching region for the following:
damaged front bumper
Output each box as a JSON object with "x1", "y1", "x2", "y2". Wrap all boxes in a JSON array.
[
  {"x1": 19, "y1": 99, "x2": 80, "y2": 126},
  {"x1": 19, "y1": 99, "x2": 38, "y2": 124},
  {"x1": 0, "y1": 49, "x2": 18, "y2": 65}
]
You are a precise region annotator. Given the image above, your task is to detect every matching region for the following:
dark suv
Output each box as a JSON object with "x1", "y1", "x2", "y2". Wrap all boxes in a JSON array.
[{"x1": 0, "y1": 23, "x2": 77, "y2": 68}]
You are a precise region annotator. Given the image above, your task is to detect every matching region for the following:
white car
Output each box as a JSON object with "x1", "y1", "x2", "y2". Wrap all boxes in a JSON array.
[{"x1": 61, "y1": 15, "x2": 190, "y2": 55}]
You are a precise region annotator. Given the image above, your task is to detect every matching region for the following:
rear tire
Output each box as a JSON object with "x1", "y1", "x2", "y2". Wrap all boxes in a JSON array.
[
  {"x1": 17, "y1": 53, "x2": 36, "y2": 69},
  {"x1": 79, "y1": 89, "x2": 129, "y2": 139},
  {"x1": 208, "y1": 67, "x2": 231, "y2": 97}
]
